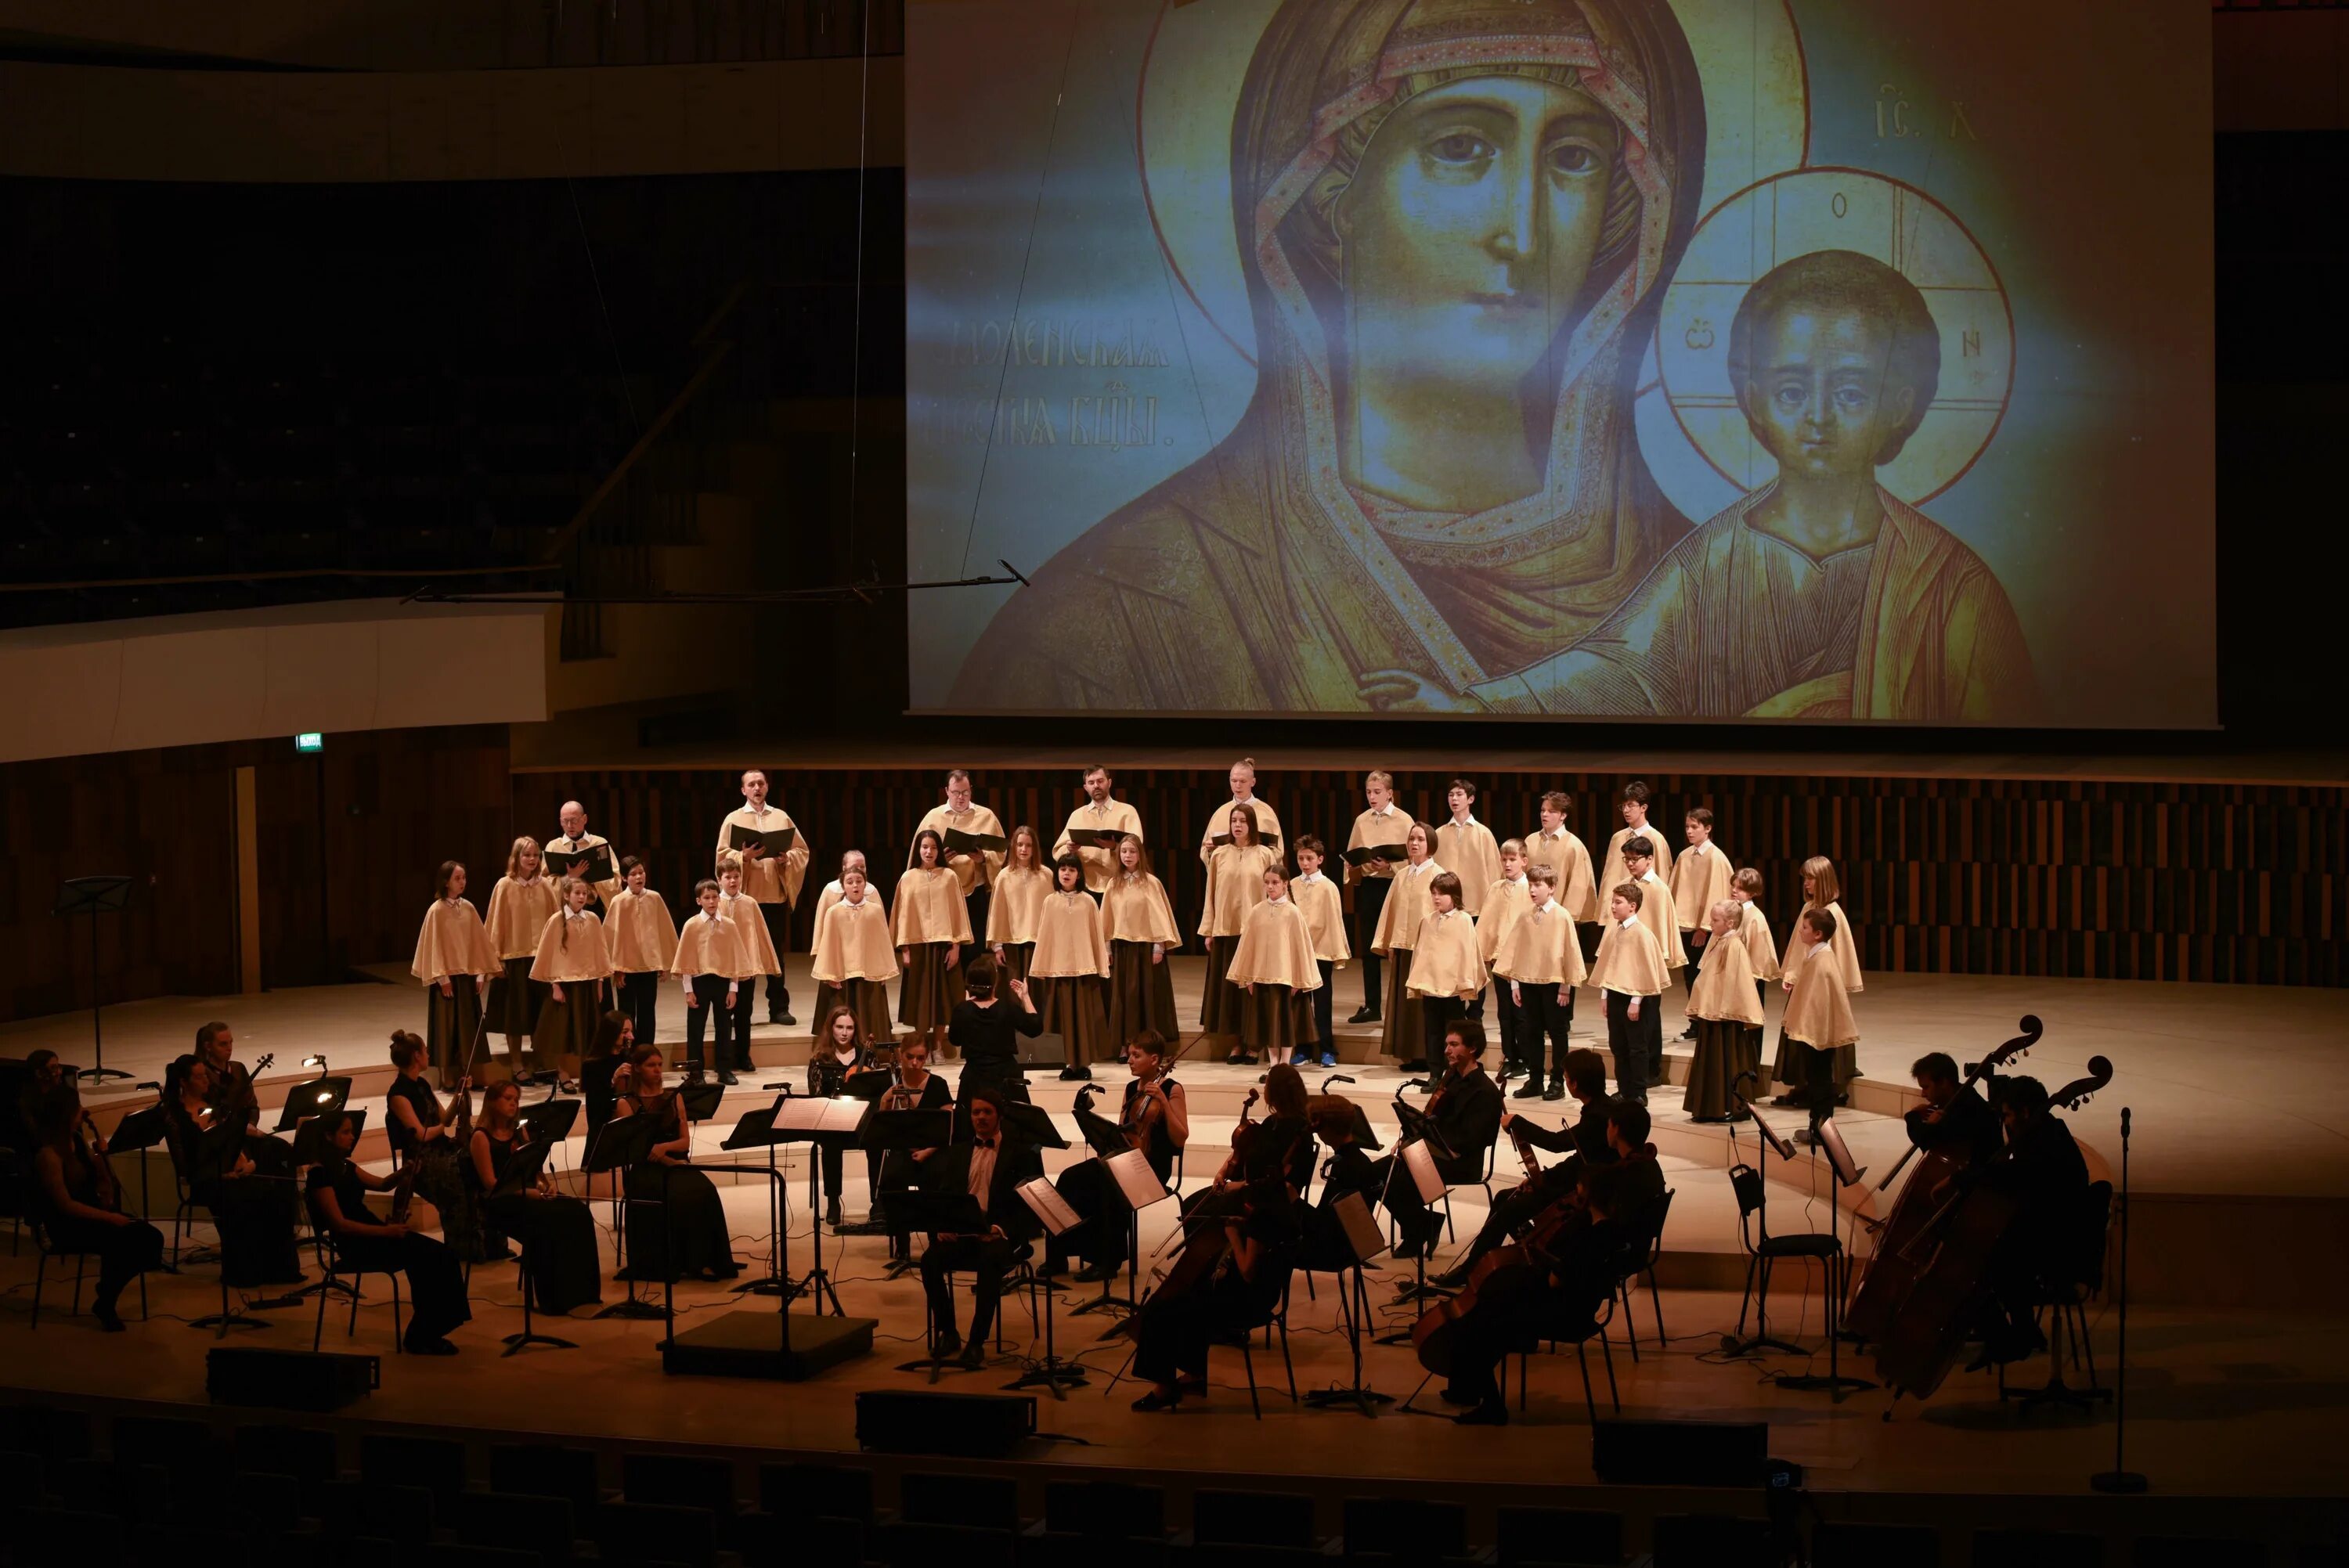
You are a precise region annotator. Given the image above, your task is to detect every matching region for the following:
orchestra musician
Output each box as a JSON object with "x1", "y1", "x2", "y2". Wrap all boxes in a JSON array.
[
  {"x1": 384, "y1": 1029, "x2": 490, "y2": 1263},
  {"x1": 609, "y1": 1046, "x2": 740, "y2": 1281},
  {"x1": 1907, "y1": 1051, "x2": 2001, "y2": 1167},
  {"x1": 1043, "y1": 1031, "x2": 1189, "y2": 1282},
  {"x1": 1300, "y1": 1094, "x2": 1383, "y2": 1271},
  {"x1": 915, "y1": 1086, "x2": 1044, "y2": 1370},
  {"x1": 871, "y1": 1035, "x2": 952, "y2": 1241},
  {"x1": 162, "y1": 1048, "x2": 302, "y2": 1287},
  {"x1": 1431, "y1": 1047, "x2": 1618, "y2": 1291},
  {"x1": 1129, "y1": 1174, "x2": 1300, "y2": 1414},
  {"x1": 1968, "y1": 1075, "x2": 2093, "y2": 1368},
  {"x1": 193, "y1": 1022, "x2": 262, "y2": 1127},
  {"x1": 27, "y1": 1083, "x2": 163, "y2": 1331},
  {"x1": 305, "y1": 1108, "x2": 471, "y2": 1354},
  {"x1": 946, "y1": 959, "x2": 1041, "y2": 1139},
  {"x1": 468, "y1": 1079, "x2": 603, "y2": 1315},
  {"x1": 808, "y1": 1004, "x2": 879, "y2": 1228},
  {"x1": 1387, "y1": 1020, "x2": 1503, "y2": 1261}
]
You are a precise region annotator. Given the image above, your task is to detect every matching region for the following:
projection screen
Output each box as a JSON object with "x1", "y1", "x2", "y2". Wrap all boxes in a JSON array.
[{"x1": 907, "y1": 0, "x2": 2216, "y2": 726}]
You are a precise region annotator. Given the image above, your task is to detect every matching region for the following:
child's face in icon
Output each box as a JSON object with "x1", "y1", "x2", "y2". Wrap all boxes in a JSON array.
[{"x1": 1741, "y1": 308, "x2": 1916, "y2": 480}]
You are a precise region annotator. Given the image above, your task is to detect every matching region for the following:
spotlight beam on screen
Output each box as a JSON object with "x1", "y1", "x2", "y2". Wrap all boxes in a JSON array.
[{"x1": 407, "y1": 562, "x2": 1030, "y2": 610}]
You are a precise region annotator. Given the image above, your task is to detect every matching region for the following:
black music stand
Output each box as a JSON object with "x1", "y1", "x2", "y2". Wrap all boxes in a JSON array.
[
  {"x1": 586, "y1": 1111, "x2": 672, "y2": 1330},
  {"x1": 1301, "y1": 1190, "x2": 1394, "y2": 1416},
  {"x1": 771, "y1": 1096, "x2": 869, "y2": 1314},
  {"x1": 866, "y1": 1108, "x2": 955, "y2": 1278},
  {"x1": 889, "y1": 1188, "x2": 992, "y2": 1381},
  {"x1": 276, "y1": 1078, "x2": 353, "y2": 1132},
  {"x1": 53, "y1": 876, "x2": 133, "y2": 1082},
  {"x1": 723, "y1": 1094, "x2": 800, "y2": 1300},
  {"x1": 1720, "y1": 1100, "x2": 1806, "y2": 1361},
  {"x1": 1377, "y1": 1138, "x2": 1453, "y2": 1338},
  {"x1": 1005, "y1": 1177, "x2": 1088, "y2": 1398},
  {"x1": 1770, "y1": 1115, "x2": 1875, "y2": 1399},
  {"x1": 490, "y1": 1140, "x2": 576, "y2": 1357},
  {"x1": 1062, "y1": 1101, "x2": 1147, "y2": 1322},
  {"x1": 516, "y1": 1098, "x2": 580, "y2": 1173},
  {"x1": 186, "y1": 1121, "x2": 282, "y2": 1337},
  {"x1": 107, "y1": 1102, "x2": 174, "y2": 1242}
]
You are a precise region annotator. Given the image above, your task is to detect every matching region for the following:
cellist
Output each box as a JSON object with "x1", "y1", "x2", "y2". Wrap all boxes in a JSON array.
[
  {"x1": 1905, "y1": 1052, "x2": 2001, "y2": 1166},
  {"x1": 1128, "y1": 1173, "x2": 1300, "y2": 1414},
  {"x1": 1967, "y1": 1075, "x2": 2091, "y2": 1368},
  {"x1": 1433, "y1": 1048, "x2": 1618, "y2": 1291}
]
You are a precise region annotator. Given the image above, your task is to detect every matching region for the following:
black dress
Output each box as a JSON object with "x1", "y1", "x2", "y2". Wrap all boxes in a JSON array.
[
  {"x1": 1133, "y1": 1204, "x2": 1298, "y2": 1387},
  {"x1": 946, "y1": 999, "x2": 1041, "y2": 1138},
  {"x1": 478, "y1": 1128, "x2": 603, "y2": 1314},
  {"x1": 615, "y1": 1091, "x2": 738, "y2": 1281},
  {"x1": 305, "y1": 1159, "x2": 471, "y2": 1345},
  {"x1": 387, "y1": 1075, "x2": 496, "y2": 1262},
  {"x1": 164, "y1": 1101, "x2": 302, "y2": 1287},
  {"x1": 37, "y1": 1141, "x2": 164, "y2": 1312}
]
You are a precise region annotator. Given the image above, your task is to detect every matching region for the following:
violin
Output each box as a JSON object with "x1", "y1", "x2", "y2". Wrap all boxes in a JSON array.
[
  {"x1": 1847, "y1": 1016, "x2": 2038, "y2": 1343},
  {"x1": 1118, "y1": 1066, "x2": 1169, "y2": 1149}
]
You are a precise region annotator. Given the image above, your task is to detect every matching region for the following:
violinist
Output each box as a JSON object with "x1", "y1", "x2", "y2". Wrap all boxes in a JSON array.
[
  {"x1": 1387, "y1": 1021, "x2": 1503, "y2": 1261},
  {"x1": 1130, "y1": 1174, "x2": 1299, "y2": 1413},
  {"x1": 194, "y1": 1022, "x2": 261, "y2": 1129},
  {"x1": 1042, "y1": 1032, "x2": 1188, "y2": 1282},
  {"x1": 305, "y1": 1108, "x2": 471, "y2": 1354},
  {"x1": 469, "y1": 1080, "x2": 603, "y2": 1315},
  {"x1": 384, "y1": 1029, "x2": 489, "y2": 1263},
  {"x1": 163, "y1": 1052, "x2": 302, "y2": 1287},
  {"x1": 1217, "y1": 1062, "x2": 1313, "y2": 1196},
  {"x1": 15, "y1": 1051, "x2": 81, "y2": 1145},
  {"x1": 872, "y1": 1036, "x2": 953, "y2": 1240},
  {"x1": 1433, "y1": 1047, "x2": 1617, "y2": 1290},
  {"x1": 1906, "y1": 1052, "x2": 2000, "y2": 1167},
  {"x1": 27, "y1": 1083, "x2": 163, "y2": 1331},
  {"x1": 808, "y1": 1004, "x2": 879, "y2": 1228},
  {"x1": 916, "y1": 1087, "x2": 1044, "y2": 1370},
  {"x1": 1969, "y1": 1075, "x2": 2091, "y2": 1368}
]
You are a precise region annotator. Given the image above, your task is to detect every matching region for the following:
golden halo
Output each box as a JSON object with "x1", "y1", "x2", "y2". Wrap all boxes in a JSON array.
[
  {"x1": 1137, "y1": 0, "x2": 1812, "y2": 372},
  {"x1": 1654, "y1": 167, "x2": 2015, "y2": 505}
]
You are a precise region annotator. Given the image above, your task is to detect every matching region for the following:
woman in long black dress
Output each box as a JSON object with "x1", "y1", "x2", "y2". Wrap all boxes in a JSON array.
[
  {"x1": 1130, "y1": 1177, "x2": 1300, "y2": 1413},
  {"x1": 27, "y1": 1084, "x2": 164, "y2": 1330},
  {"x1": 161, "y1": 1054, "x2": 301, "y2": 1286},
  {"x1": 468, "y1": 1080, "x2": 602, "y2": 1314},
  {"x1": 945, "y1": 959, "x2": 1041, "y2": 1141},
  {"x1": 384, "y1": 1029, "x2": 494, "y2": 1261},
  {"x1": 610, "y1": 1045, "x2": 738, "y2": 1281},
  {"x1": 305, "y1": 1109, "x2": 471, "y2": 1354}
]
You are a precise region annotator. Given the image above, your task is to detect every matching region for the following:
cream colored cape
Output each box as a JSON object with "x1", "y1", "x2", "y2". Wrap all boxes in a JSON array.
[
  {"x1": 1434, "y1": 819, "x2": 1503, "y2": 914},
  {"x1": 1030, "y1": 890, "x2": 1111, "y2": 979},
  {"x1": 1600, "y1": 823, "x2": 1676, "y2": 899},
  {"x1": 985, "y1": 864, "x2": 1054, "y2": 946},
  {"x1": 1492, "y1": 900, "x2": 1587, "y2": 988},
  {"x1": 1345, "y1": 806, "x2": 1416, "y2": 884},
  {"x1": 1228, "y1": 897, "x2": 1322, "y2": 990},
  {"x1": 1102, "y1": 874, "x2": 1182, "y2": 947},
  {"x1": 1371, "y1": 858, "x2": 1445, "y2": 954},
  {"x1": 1199, "y1": 796, "x2": 1285, "y2": 863},
  {"x1": 1054, "y1": 798, "x2": 1144, "y2": 892},
  {"x1": 810, "y1": 896, "x2": 897, "y2": 983},
  {"x1": 485, "y1": 875, "x2": 561, "y2": 961},
  {"x1": 547, "y1": 831, "x2": 625, "y2": 903},
  {"x1": 1669, "y1": 842, "x2": 1733, "y2": 932},
  {"x1": 1687, "y1": 935, "x2": 1763, "y2": 1024},
  {"x1": 1290, "y1": 872, "x2": 1351, "y2": 964},
  {"x1": 718, "y1": 889, "x2": 781, "y2": 975},
  {"x1": 1634, "y1": 871, "x2": 1690, "y2": 969},
  {"x1": 1781, "y1": 941, "x2": 1861, "y2": 1046},
  {"x1": 1783, "y1": 899, "x2": 1864, "y2": 993},
  {"x1": 912, "y1": 802, "x2": 1009, "y2": 895},
  {"x1": 604, "y1": 887, "x2": 680, "y2": 974},
  {"x1": 1525, "y1": 827, "x2": 1600, "y2": 922},
  {"x1": 1478, "y1": 878, "x2": 1531, "y2": 961},
  {"x1": 1587, "y1": 917, "x2": 1667, "y2": 997},
  {"x1": 1198, "y1": 842, "x2": 1276, "y2": 939},
  {"x1": 670, "y1": 910, "x2": 745, "y2": 979},
  {"x1": 412, "y1": 898, "x2": 498, "y2": 985},
  {"x1": 1736, "y1": 900, "x2": 1783, "y2": 982},
  {"x1": 716, "y1": 805, "x2": 809, "y2": 906},
  {"x1": 891, "y1": 867, "x2": 973, "y2": 946},
  {"x1": 529, "y1": 910, "x2": 611, "y2": 983},
  {"x1": 1405, "y1": 909, "x2": 1486, "y2": 998}
]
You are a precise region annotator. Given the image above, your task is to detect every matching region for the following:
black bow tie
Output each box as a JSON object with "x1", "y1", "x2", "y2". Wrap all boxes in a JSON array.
[{"x1": 973, "y1": 1137, "x2": 996, "y2": 1149}]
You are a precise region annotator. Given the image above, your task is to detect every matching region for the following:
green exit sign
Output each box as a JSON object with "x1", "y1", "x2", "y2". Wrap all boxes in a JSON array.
[{"x1": 294, "y1": 733, "x2": 324, "y2": 753}]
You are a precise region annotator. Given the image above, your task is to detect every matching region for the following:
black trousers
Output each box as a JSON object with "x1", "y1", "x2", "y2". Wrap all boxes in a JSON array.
[
  {"x1": 726, "y1": 978, "x2": 758, "y2": 1069},
  {"x1": 1310, "y1": 960, "x2": 1335, "y2": 1057},
  {"x1": 680, "y1": 975, "x2": 734, "y2": 1074},
  {"x1": 1419, "y1": 993, "x2": 1465, "y2": 1066},
  {"x1": 1606, "y1": 990, "x2": 1660, "y2": 1103},
  {"x1": 760, "y1": 904, "x2": 793, "y2": 1018},
  {"x1": 49, "y1": 1216, "x2": 164, "y2": 1308},
  {"x1": 1518, "y1": 982, "x2": 1574, "y2": 1087},
  {"x1": 1491, "y1": 977, "x2": 1524, "y2": 1071},
  {"x1": 335, "y1": 1231, "x2": 471, "y2": 1343},
  {"x1": 922, "y1": 1235, "x2": 1016, "y2": 1345},
  {"x1": 617, "y1": 971, "x2": 660, "y2": 1046},
  {"x1": 1460, "y1": 1164, "x2": 1577, "y2": 1268},
  {"x1": 1355, "y1": 878, "x2": 1391, "y2": 1007}
]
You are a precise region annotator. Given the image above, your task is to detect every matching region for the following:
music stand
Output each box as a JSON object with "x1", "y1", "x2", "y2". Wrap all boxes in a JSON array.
[
  {"x1": 864, "y1": 1108, "x2": 954, "y2": 1275},
  {"x1": 1377, "y1": 1140, "x2": 1452, "y2": 1327},
  {"x1": 186, "y1": 1120, "x2": 283, "y2": 1336},
  {"x1": 1763, "y1": 1116, "x2": 1877, "y2": 1398},
  {"x1": 489, "y1": 1140, "x2": 576, "y2": 1357},
  {"x1": 1719, "y1": 1099, "x2": 1810, "y2": 1361},
  {"x1": 771, "y1": 1096, "x2": 870, "y2": 1314},
  {"x1": 1301, "y1": 1191, "x2": 1393, "y2": 1416},
  {"x1": 1005, "y1": 1178, "x2": 1088, "y2": 1398},
  {"x1": 53, "y1": 876, "x2": 134, "y2": 1082},
  {"x1": 516, "y1": 1098, "x2": 580, "y2": 1173},
  {"x1": 276, "y1": 1077, "x2": 353, "y2": 1132},
  {"x1": 723, "y1": 1094, "x2": 799, "y2": 1299},
  {"x1": 996, "y1": 1101, "x2": 1069, "y2": 1151},
  {"x1": 888, "y1": 1188, "x2": 992, "y2": 1381},
  {"x1": 106, "y1": 1102, "x2": 174, "y2": 1235},
  {"x1": 586, "y1": 1111, "x2": 672, "y2": 1329}
]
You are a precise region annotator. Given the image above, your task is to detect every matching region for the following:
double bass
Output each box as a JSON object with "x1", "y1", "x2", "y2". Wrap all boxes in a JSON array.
[
  {"x1": 1846, "y1": 1017, "x2": 2040, "y2": 1343},
  {"x1": 1871, "y1": 1054, "x2": 2113, "y2": 1404}
]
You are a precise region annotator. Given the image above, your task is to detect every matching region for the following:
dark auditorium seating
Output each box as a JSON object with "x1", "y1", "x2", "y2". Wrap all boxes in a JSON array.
[
  {"x1": 1191, "y1": 1490, "x2": 1320, "y2": 1552},
  {"x1": 490, "y1": 1441, "x2": 604, "y2": 1517},
  {"x1": 760, "y1": 1458, "x2": 875, "y2": 1526},
  {"x1": 1813, "y1": 1520, "x2": 1942, "y2": 1567},
  {"x1": 1494, "y1": 1505, "x2": 1626, "y2": 1566},
  {"x1": 1972, "y1": 1528, "x2": 2107, "y2": 1567}
]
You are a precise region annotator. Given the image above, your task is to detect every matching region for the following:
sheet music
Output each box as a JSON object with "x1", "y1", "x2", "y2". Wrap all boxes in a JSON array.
[
  {"x1": 1104, "y1": 1147, "x2": 1171, "y2": 1209},
  {"x1": 1332, "y1": 1190, "x2": 1388, "y2": 1264},
  {"x1": 1401, "y1": 1139, "x2": 1446, "y2": 1202},
  {"x1": 778, "y1": 1096, "x2": 869, "y2": 1134},
  {"x1": 1017, "y1": 1177, "x2": 1081, "y2": 1235}
]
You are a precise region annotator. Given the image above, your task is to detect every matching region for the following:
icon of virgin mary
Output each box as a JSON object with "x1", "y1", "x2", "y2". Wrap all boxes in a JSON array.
[{"x1": 948, "y1": 0, "x2": 1707, "y2": 714}]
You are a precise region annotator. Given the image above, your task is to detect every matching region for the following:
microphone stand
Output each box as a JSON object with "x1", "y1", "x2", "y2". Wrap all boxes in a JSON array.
[{"x1": 2091, "y1": 1108, "x2": 2148, "y2": 1494}]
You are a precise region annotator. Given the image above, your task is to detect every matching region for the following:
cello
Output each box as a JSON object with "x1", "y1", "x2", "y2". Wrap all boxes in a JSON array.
[
  {"x1": 1846, "y1": 1017, "x2": 2040, "y2": 1342},
  {"x1": 1871, "y1": 1055, "x2": 2113, "y2": 1404}
]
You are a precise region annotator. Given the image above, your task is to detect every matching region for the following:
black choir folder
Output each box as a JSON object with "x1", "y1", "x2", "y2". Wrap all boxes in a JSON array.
[
  {"x1": 1064, "y1": 828, "x2": 1127, "y2": 851},
  {"x1": 727, "y1": 824, "x2": 797, "y2": 856},
  {"x1": 943, "y1": 827, "x2": 1009, "y2": 856},
  {"x1": 544, "y1": 844, "x2": 616, "y2": 881},
  {"x1": 1344, "y1": 844, "x2": 1409, "y2": 867}
]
